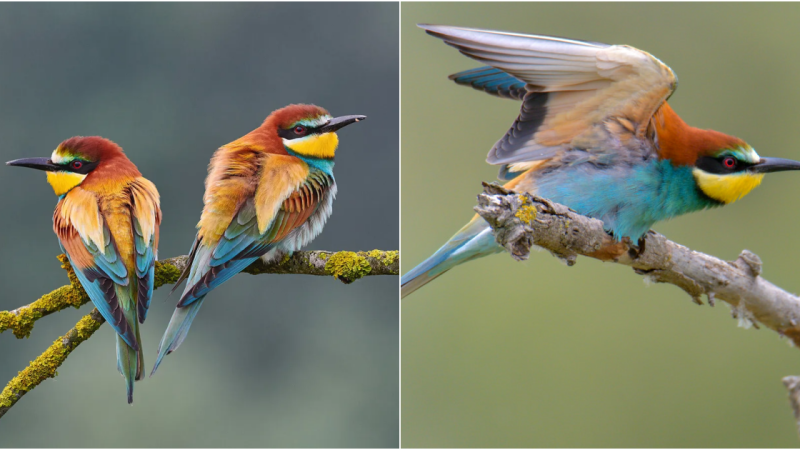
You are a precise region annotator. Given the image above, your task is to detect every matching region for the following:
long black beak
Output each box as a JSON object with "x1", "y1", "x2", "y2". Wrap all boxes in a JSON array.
[
  {"x1": 6, "y1": 157, "x2": 60, "y2": 172},
  {"x1": 319, "y1": 115, "x2": 366, "y2": 133},
  {"x1": 748, "y1": 157, "x2": 800, "y2": 174}
]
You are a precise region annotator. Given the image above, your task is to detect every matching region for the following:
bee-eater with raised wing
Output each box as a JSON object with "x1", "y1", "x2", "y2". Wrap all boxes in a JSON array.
[
  {"x1": 7, "y1": 137, "x2": 161, "y2": 403},
  {"x1": 151, "y1": 104, "x2": 365, "y2": 375},
  {"x1": 402, "y1": 25, "x2": 800, "y2": 298}
]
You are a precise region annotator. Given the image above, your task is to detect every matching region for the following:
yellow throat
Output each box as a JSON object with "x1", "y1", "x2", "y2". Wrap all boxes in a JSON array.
[
  {"x1": 47, "y1": 171, "x2": 86, "y2": 196},
  {"x1": 283, "y1": 133, "x2": 338, "y2": 159},
  {"x1": 693, "y1": 168, "x2": 764, "y2": 204}
]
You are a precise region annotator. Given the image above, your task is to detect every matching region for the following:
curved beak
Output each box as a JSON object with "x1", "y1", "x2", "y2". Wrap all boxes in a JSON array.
[
  {"x1": 748, "y1": 157, "x2": 800, "y2": 174},
  {"x1": 6, "y1": 157, "x2": 60, "y2": 172},
  {"x1": 319, "y1": 115, "x2": 366, "y2": 134}
]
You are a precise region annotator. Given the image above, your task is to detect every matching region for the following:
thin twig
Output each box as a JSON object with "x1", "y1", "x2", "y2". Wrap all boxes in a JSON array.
[{"x1": 783, "y1": 376, "x2": 800, "y2": 438}]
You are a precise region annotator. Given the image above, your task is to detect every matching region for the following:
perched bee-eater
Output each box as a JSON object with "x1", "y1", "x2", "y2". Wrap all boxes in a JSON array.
[
  {"x1": 151, "y1": 104, "x2": 365, "y2": 375},
  {"x1": 7, "y1": 137, "x2": 161, "y2": 403},
  {"x1": 402, "y1": 25, "x2": 800, "y2": 298}
]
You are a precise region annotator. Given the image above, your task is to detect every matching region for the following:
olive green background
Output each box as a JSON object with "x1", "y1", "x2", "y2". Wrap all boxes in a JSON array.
[
  {"x1": 402, "y1": 3, "x2": 800, "y2": 447},
  {"x1": 0, "y1": 3, "x2": 398, "y2": 447}
]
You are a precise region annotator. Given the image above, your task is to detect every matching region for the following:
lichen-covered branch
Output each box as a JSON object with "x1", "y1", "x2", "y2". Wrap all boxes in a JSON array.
[
  {"x1": 0, "y1": 255, "x2": 89, "y2": 339},
  {"x1": 474, "y1": 182, "x2": 800, "y2": 346},
  {"x1": 0, "y1": 248, "x2": 397, "y2": 420},
  {"x1": 161, "y1": 249, "x2": 399, "y2": 284},
  {"x1": 1, "y1": 250, "x2": 398, "y2": 339},
  {"x1": 0, "y1": 308, "x2": 105, "y2": 419}
]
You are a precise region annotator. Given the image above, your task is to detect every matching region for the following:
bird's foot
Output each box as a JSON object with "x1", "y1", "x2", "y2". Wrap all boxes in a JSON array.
[{"x1": 626, "y1": 235, "x2": 647, "y2": 259}]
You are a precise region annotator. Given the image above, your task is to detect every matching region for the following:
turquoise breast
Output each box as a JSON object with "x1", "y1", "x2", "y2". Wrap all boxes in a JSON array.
[{"x1": 535, "y1": 159, "x2": 721, "y2": 239}]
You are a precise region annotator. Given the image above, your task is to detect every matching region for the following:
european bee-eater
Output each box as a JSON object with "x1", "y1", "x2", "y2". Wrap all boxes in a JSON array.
[
  {"x1": 402, "y1": 25, "x2": 800, "y2": 298},
  {"x1": 7, "y1": 137, "x2": 161, "y2": 403},
  {"x1": 151, "y1": 104, "x2": 365, "y2": 374}
]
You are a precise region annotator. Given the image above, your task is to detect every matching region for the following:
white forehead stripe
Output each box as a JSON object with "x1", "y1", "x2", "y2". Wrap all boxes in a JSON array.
[
  {"x1": 296, "y1": 115, "x2": 332, "y2": 127},
  {"x1": 746, "y1": 147, "x2": 761, "y2": 163},
  {"x1": 50, "y1": 150, "x2": 77, "y2": 164},
  {"x1": 51, "y1": 150, "x2": 67, "y2": 163}
]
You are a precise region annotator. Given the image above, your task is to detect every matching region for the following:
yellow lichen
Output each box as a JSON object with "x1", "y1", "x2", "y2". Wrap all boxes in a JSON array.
[
  {"x1": 515, "y1": 204, "x2": 537, "y2": 225},
  {"x1": 153, "y1": 260, "x2": 181, "y2": 288},
  {"x1": 280, "y1": 253, "x2": 292, "y2": 265},
  {"x1": 380, "y1": 250, "x2": 398, "y2": 266},
  {"x1": 324, "y1": 251, "x2": 372, "y2": 284},
  {"x1": 362, "y1": 250, "x2": 398, "y2": 267}
]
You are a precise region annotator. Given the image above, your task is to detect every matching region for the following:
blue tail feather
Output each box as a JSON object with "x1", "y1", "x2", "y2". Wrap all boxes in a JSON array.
[
  {"x1": 401, "y1": 216, "x2": 503, "y2": 298},
  {"x1": 150, "y1": 296, "x2": 206, "y2": 376},
  {"x1": 116, "y1": 327, "x2": 142, "y2": 404}
]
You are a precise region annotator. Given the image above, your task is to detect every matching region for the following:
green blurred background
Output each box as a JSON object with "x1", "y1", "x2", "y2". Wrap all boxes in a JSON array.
[
  {"x1": 0, "y1": 3, "x2": 398, "y2": 447},
  {"x1": 402, "y1": 3, "x2": 800, "y2": 447}
]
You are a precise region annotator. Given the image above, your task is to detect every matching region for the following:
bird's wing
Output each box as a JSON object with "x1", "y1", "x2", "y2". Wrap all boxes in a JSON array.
[
  {"x1": 54, "y1": 187, "x2": 138, "y2": 348},
  {"x1": 421, "y1": 24, "x2": 677, "y2": 166},
  {"x1": 129, "y1": 177, "x2": 161, "y2": 322},
  {"x1": 449, "y1": 67, "x2": 528, "y2": 100},
  {"x1": 178, "y1": 154, "x2": 333, "y2": 306}
]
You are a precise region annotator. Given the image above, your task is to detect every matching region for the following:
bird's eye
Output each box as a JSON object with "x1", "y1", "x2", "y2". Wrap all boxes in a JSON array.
[
  {"x1": 71, "y1": 161, "x2": 83, "y2": 170},
  {"x1": 723, "y1": 157, "x2": 736, "y2": 169},
  {"x1": 294, "y1": 126, "x2": 307, "y2": 135}
]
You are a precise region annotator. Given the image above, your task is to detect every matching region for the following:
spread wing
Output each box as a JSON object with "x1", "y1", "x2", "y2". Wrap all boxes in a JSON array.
[
  {"x1": 54, "y1": 180, "x2": 160, "y2": 349},
  {"x1": 421, "y1": 24, "x2": 677, "y2": 169},
  {"x1": 178, "y1": 154, "x2": 333, "y2": 307}
]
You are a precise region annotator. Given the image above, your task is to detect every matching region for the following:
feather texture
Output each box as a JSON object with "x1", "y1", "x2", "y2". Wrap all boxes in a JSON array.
[
  {"x1": 58, "y1": 177, "x2": 160, "y2": 402},
  {"x1": 152, "y1": 104, "x2": 345, "y2": 376},
  {"x1": 403, "y1": 25, "x2": 760, "y2": 298},
  {"x1": 421, "y1": 24, "x2": 677, "y2": 167}
]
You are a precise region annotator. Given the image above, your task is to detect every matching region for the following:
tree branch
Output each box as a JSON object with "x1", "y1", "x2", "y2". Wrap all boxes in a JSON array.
[
  {"x1": 0, "y1": 255, "x2": 89, "y2": 339},
  {"x1": 478, "y1": 183, "x2": 800, "y2": 438},
  {"x1": 0, "y1": 308, "x2": 105, "y2": 419},
  {"x1": 1, "y1": 250, "x2": 398, "y2": 339},
  {"x1": 474, "y1": 182, "x2": 800, "y2": 345},
  {"x1": 0, "y1": 248, "x2": 398, "y2": 419}
]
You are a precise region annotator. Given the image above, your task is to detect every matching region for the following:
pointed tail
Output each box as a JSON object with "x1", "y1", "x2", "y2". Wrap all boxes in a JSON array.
[
  {"x1": 401, "y1": 215, "x2": 503, "y2": 298},
  {"x1": 150, "y1": 296, "x2": 206, "y2": 376},
  {"x1": 116, "y1": 321, "x2": 143, "y2": 404}
]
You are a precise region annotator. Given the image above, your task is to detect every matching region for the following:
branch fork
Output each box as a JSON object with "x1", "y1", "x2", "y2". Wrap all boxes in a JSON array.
[{"x1": 1, "y1": 248, "x2": 398, "y2": 419}]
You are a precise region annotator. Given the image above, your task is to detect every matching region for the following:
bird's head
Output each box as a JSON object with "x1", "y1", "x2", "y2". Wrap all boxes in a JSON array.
[
  {"x1": 6, "y1": 136, "x2": 139, "y2": 196},
  {"x1": 692, "y1": 143, "x2": 800, "y2": 204},
  {"x1": 267, "y1": 104, "x2": 365, "y2": 159}
]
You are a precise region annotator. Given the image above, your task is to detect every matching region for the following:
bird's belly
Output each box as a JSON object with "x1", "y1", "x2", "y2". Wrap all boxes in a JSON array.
[{"x1": 262, "y1": 182, "x2": 338, "y2": 262}]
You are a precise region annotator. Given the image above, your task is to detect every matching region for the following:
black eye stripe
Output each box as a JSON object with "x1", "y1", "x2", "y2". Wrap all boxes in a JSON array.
[
  {"x1": 277, "y1": 124, "x2": 323, "y2": 140},
  {"x1": 695, "y1": 155, "x2": 752, "y2": 174},
  {"x1": 61, "y1": 159, "x2": 97, "y2": 174}
]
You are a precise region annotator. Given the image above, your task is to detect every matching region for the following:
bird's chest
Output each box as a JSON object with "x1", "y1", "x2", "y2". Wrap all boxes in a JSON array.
[
  {"x1": 532, "y1": 160, "x2": 716, "y2": 239},
  {"x1": 276, "y1": 170, "x2": 337, "y2": 253}
]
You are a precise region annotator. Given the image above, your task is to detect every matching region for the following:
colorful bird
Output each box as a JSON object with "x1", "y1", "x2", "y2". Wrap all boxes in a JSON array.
[
  {"x1": 7, "y1": 137, "x2": 161, "y2": 403},
  {"x1": 151, "y1": 104, "x2": 365, "y2": 375},
  {"x1": 402, "y1": 25, "x2": 800, "y2": 298}
]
